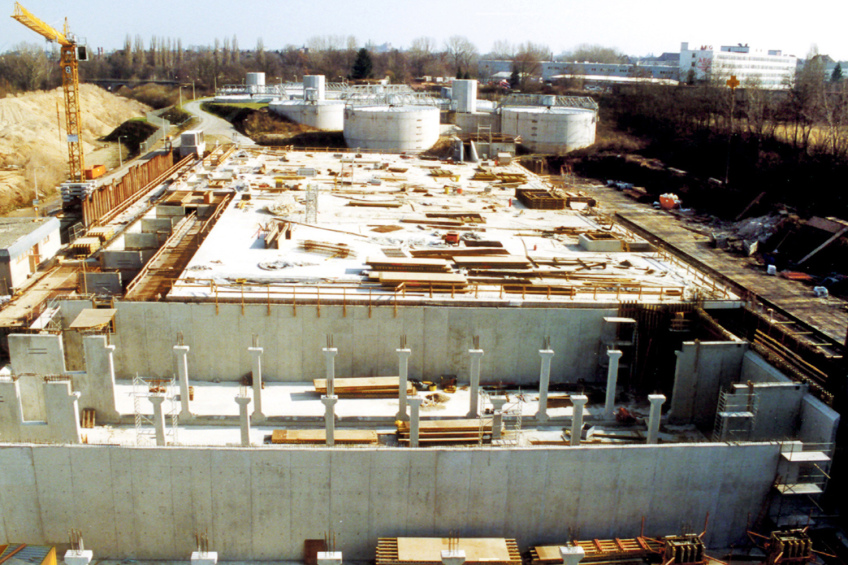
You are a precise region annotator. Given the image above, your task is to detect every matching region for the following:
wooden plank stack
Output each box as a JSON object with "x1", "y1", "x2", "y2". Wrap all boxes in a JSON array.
[
  {"x1": 69, "y1": 237, "x2": 101, "y2": 255},
  {"x1": 530, "y1": 537, "x2": 663, "y2": 565},
  {"x1": 301, "y1": 240, "x2": 353, "y2": 258},
  {"x1": 377, "y1": 538, "x2": 521, "y2": 565},
  {"x1": 375, "y1": 271, "x2": 468, "y2": 292},
  {"x1": 366, "y1": 257, "x2": 452, "y2": 273},
  {"x1": 453, "y1": 256, "x2": 532, "y2": 269},
  {"x1": 271, "y1": 429, "x2": 379, "y2": 445},
  {"x1": 313, "y1": 376, "x2": 413, "y2": 398},
  {"x1": 396, "y1": 419, "x2": 494, "y2": 445}
]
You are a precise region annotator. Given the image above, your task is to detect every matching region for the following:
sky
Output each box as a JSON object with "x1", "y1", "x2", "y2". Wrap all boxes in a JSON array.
[{"x1": 2, "y1": 0, "x2": 847, "y2": 61}]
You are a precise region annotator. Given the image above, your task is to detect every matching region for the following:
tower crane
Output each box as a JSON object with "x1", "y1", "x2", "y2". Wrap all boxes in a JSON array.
[{"x1": 11, "y1": 2, "x2": 89, "y2": 183}]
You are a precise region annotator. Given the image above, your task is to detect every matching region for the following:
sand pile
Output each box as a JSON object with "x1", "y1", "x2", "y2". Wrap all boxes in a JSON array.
[{"x1": 0, "y1": 85, "x2": 151, "y2": 211}]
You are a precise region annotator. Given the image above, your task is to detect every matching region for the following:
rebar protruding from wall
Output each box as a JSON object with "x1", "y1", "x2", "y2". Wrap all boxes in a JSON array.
[{"x1": 69, "y1": 529, "x2": 84, "y2": 553}]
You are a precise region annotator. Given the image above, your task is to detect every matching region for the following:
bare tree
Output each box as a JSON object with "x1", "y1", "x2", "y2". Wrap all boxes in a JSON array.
[
  {"x1": 512, "y1": 41, "x2": 549, "y2": 88},
  {"x1": 561, "y1": 44, "x2": 627, "y2": 64},
  {"x1": 444, "y1": 35, "x2": 477, "y2": 77},
  {"x1": 409, "y1": 36, "x2": 437, "y2": 77},
  {"x1": 489, "y1": 39, "x2": 515, "y2": 60}
]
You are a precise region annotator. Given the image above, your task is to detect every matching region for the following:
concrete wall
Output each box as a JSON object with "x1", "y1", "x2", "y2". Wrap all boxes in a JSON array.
[
  {"x1": 78, "y1": 272, "x2": 122, "y2": 295},
  {"x1": 0, "y1": 442, "x2": 779, "y2": 559},
  {"x1": 0, "y1": 379, "x2": 80, "y2": 444},
  {"x1": 124, "y1": 233, "x2": 161, "y2": 251},
  {"x1": 741, "y1": 351, "x2": 790, "y2": 383},
  {"x1": 798, "y1": 395, "x2": 840, "y2": 447},
  {"x1": 669, "y1": 340, "x2": 748, "y2": 427},
  {"x1": 729, "y1": 382, "x2": 806, "y2": 441},
  {"x1": 58, "y1": 301, "x2": 615, "y2": 384},
  {"x1": 9, "y1": 334, "x2": 66, "y2": 375}
]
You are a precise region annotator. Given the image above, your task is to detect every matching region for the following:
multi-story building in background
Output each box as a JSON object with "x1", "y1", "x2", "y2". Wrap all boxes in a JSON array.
[{"x1": 679, "y1": 42, "x2": 797, "y2": 88}]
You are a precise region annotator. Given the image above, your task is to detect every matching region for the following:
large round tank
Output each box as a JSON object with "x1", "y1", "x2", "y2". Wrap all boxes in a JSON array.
[
  {"x1": 269, "y1": 100, "x2": 345, "y2": 131},
  {"x1": 452, "y1": 79, "x2": 477, "y2": 113},
  {"x1": 246, "y1": 72, "x2": 265, "y2": 93},
  {"x1": 500, "y1": 106, "x2": 596, "y2": 153},
  {"x1": 343, "y1": 106, "x2": 440, "y2": 153},
  {"x1": 303, "y1": 75, "x2": 326, "y2": 101}
]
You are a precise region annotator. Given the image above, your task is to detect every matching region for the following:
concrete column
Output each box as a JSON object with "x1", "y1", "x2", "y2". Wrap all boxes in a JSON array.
[
  {"x1": 535, "y1": 349, "x2": 555, "y2": 423},
  {"x1": 560, "y1": 545, "x2": 585, "y2": 565},
  {"x1": 248, "y1": 346, "x2": 265, "y2": 422},
  {"x1": 83, "y1": 335, "x2": 120, "y2": 422},
  {"x1": 604, "y1": 349, "x2": 623, "y2": 418},
  {"x1": 317, "y1": 552, "x2": 342, "y2": 565},
  {"x1": 323, "y1": 347, "x2": 338, "y2": 396},
  {"x1": 63, "y1": 551, "x2": 93, "y2": 565},
  {"x1": 321, "y1": 395, "x2": 338, "y2": 446},
  {"x1": 491, "y1": 396, "x2": 507, "y2": 439},
  {"x1": 467, "y1": 348, "x2": 484, "y2": 418},
  {"x1": 570, "y1": 394, "x2": 588, "y2": 446},
  {"x1": 647, "y1": 394, "x2": 666, "y2": 444},
  {"x1": 44, "y1": 380, "x2": 81, "y2": 444},
  {"x1": 174, "y1": 345, "x2": 192, "y2": 419},
  {"x1": 408, "y1": 396, "x2": 422, "y2": 448},
  {"x1": 396, "y1": 348, "x2": 412, "y2": 421},
  {"x1": 235, "y1": 395, "x2": 252, "y2": 446},
  {"x1": 150, "y1": 395, "x2": 167, "y2": 446},
  {"x1": 441, "y1": 550, "x2": 466, "y2": 565}
]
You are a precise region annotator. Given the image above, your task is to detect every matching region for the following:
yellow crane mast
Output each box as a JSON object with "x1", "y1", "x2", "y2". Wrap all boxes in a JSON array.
[{"x1": 12, "y1": 2, "x2": 87, "y2": 183}]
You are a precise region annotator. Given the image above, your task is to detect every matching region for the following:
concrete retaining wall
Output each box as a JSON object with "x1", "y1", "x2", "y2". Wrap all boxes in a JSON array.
[
  {"x1": 58, "y1": 301, "x2": 615, "y2": 383},
  {"x1": 0, "y1": 442, "x2": 779, "y2": 559}
]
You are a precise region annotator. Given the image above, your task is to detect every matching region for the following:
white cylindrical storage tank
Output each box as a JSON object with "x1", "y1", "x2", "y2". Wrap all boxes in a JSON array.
[
  {"x1": 269, "y1": 100, "x2": 345, "y2": 131},
  {"x1": 303, "y1": 75, "x2": 326, "y2": 101},
  {"x1": 500, "y1": 106, "x2": 596, "y2": 153},
  {"x1": 452, "y1": 79, "x2": 477, "y2": 113},
  {"x1": 246, "y1": 72, "x2": 265, "y2": 93},
  {"x1": 343, "y1": 105, "x2": 440, "y2": 153}
]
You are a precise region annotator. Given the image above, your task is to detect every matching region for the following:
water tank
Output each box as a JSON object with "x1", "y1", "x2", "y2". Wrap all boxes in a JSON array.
[
  {"x1": 500, "y1": 106, "x2": 596, "y2": 153},
  {"x1": 343, "y1": 105, "x2": 440, "y2": 153},
  {"x1": 269, "y1": 100, "x2": 345, "y2": 131},
  {"x1": 452, "y1": 79, "x2": 477, "y2": 113},
  {"x1": 303, "y1": 75, "x2": 326, "y2": 101},
  {"x1": 246, "y1": 72, "x2": 265, "y2": 93}
]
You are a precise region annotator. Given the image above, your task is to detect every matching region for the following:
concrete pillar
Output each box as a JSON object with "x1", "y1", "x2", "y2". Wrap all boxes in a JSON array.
[
  {"x1": 604, "y1": 349, "x2": 623, "y2": 418},
  {"x1": 441, "y1": 550, "x2": 466, "y2": 565},
  {"x1": 248, "y1": 346, "x2": 265, "y2": 421},
  {"x1": 535, "y1": 349, "x2": 555, "y2": 423},
  {"x1": 467, "y1": 348, "x2": 484, "y2": 418},
  {"x1": 83, "y1": 335, "x2": 120, "y2": 422},
  {"x1": 321, "y1": 395, "x2": 338, "y2": 446},
  {"x1": 647, "y1": 394, "x2": 666, "y2": 444},
  {"x1": 174, "y1": 345, "x2": 192, "y2": 419},
  {"x1": 63, "y1": 551, "x2": 93, "y2": 565},
  {"x1": 570, "y1": 394, "x2": 588, "y2": 446},
  {"x1": 191, "y1": 552, "x2": 218, "y2": 565},
  {"x1": 560, "y1": 545, "x2": 585, "y2": 565},
  {"x1": 491, "y1": 396, "x2": 507, "y2": 439},
  {"x1": 323, "y1": 347, "x2": 338, "y2": 396},
  {"x1": 44, "y1": 380, "x2": 81, "y2": 444},
  {"x1": 236, "y1": 395, "x2": 252, "y2": 446},
  {"x1": 408, "y1": 396, "x2": 422, "y2": 448},
  {"x1": 396, "y1": 347, "x2": 412, "y2": 421},
  {"x1": 150, "y1": 395, "x2": 167, "y2": 446},
  {"x1": 317, "y1": 552, "x2": 342, "y2": 565}
]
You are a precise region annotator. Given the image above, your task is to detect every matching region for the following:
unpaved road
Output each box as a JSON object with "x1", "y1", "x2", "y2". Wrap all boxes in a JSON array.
[{"x1": 182, "y1": 99, "x2": 256, "y2": 146}]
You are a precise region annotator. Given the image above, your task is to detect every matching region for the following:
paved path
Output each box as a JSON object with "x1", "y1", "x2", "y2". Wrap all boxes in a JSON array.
[{"x1": 182, "y1": 99, "x2": 256, "y2": 146}]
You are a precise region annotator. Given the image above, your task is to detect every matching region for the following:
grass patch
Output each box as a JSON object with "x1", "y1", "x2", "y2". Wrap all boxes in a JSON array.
[
  {"x1": 102, "y1": 120, "x2": 158, "y2": 155},
  {"x1": 160, "y1": 106, "x2": 191, "y2": 124}
]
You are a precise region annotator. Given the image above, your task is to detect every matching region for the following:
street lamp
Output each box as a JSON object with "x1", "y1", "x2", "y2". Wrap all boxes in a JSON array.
[
  {"x1": 32, "y1": 165, "x2": 46, "y2": 216},
  {"x1": 118, "y1": 135, "x2": 127, "y2": 168}
]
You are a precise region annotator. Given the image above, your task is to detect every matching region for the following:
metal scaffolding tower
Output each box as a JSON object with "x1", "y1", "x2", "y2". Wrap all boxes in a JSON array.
[{"x1": 133, "y1": 374, "x2": 179, "y2": 445}]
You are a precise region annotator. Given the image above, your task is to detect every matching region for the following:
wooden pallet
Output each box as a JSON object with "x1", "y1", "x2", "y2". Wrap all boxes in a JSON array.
[
  {"x1": 377, "y1": 537, "x2": 521, "y2": 565},
  {"x1": 530, "y1": 537, "x2": 663, "y2": 564},
  {"x1": 366, "y1": 258, "x2": 452, "y2": 273},
  {"x1": 271, "y1": 429, "x2": 378, "y2": 445},
  {"x1": 313, "y1": 376, "x2": 413, "y2": 397},
  {"x1": 410, "y1": 247, "x2": 508, "y2": 259}
]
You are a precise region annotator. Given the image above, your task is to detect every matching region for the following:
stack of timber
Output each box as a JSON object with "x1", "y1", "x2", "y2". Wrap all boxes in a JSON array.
[
  {"x1": 396, "y1": 419, "x2": 495, "y2": 445},
  {"x1": 86, "y1": 226, "x2": 115, "y2": 242},
  {"x1": 377, "y1": 538, "x2": 521, "y2": 565},
  {"x1": 69, "y1": 237, "x2": 101, "y2": 255},
  {"x1": 301, "y1": 240, "x2": 353, "y2": 258},
  {"x1": 366, "y1": 257, "x2": 452, "y2": 273},
  {"x1": 313, "y1": 376, "x2": 413, "y2": 398},
  {"x1": 453, "y1": 255, "x2": 531, "y2": 269},
  {"x1": 265, "y1": 221, "x2": 293, "y2": 249},
  {"x1": 409, "y1": 247, "x2": 508, "y2": 259},
  {"x1": 271, "y1": 429, "x2": 378, "y2": 445},
  {"x1": 530, "y1": 538, "x2": 663, "y2": 565},
  {"x1": 373, "y1": 271, "x2": 469, "y2": 292},
  {"x1": 515, "y1": 188, "x2": 567, "y2": 210}
]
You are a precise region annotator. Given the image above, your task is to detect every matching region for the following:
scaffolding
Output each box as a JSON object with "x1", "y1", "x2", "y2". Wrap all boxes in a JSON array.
[
  {"x1": 712, "y1": 388, "x2": 758, "y2": 442},
  {"x1": 478, "y1": 390, "x2": 525, "y2": 446},
  {"x1": 133, "y1": 374, "x2": 179, "y2": 446}
]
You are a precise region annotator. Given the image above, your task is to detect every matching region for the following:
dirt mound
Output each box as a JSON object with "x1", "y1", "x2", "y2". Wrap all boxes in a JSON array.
[{"x1": 0, "y1": 85, "x2": 150, "y2": 212}]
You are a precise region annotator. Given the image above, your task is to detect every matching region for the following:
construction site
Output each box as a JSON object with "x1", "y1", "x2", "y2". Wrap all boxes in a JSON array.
[{"x1": 1, "y1": 4, "x2": 847, "y2": 565}]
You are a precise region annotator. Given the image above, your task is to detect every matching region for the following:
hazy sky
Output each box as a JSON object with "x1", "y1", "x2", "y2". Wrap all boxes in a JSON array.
[{"x1": 3, "y1": 0, "x2": 846, "y2": 61}]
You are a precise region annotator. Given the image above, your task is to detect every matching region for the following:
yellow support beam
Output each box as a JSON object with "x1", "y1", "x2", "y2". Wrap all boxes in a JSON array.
[{"x1": 11, "y1": 2, "x2": 71, "y2": 46}]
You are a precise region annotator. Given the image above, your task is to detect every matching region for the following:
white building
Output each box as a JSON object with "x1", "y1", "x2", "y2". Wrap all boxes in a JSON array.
[
  {"x1": 679, "y1": 42, "x2": 797, "y2": 88},
  {"x1": 0, "y1": 217, "x2": 61, "y2": 294}
]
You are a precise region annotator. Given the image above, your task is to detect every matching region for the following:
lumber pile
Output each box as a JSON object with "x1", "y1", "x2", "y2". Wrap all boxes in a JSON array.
[
  {"x1": 70, "y1": 237, "x2": 101, "y2": 255},
  {"x1": 396, "y1": 419, "x2": 495, "y2": 445},
  {"x1": 530, "y1": 538, "x2": 663, "y2": 565},
  {"x1": 409, "y1": 247, "x2": 508, "y2": 259},
  {"x1": 86, "y1": 226, "x2": 115, "y2": 242},
  {"x1": 366, "y1": 257, "x2": 452, "y2": 273},
  {"x1": 377, "y1": 538, "x2": 521, "y2": 565},
  {"x1": 271, "y1": 429, "x2": 378, "y2": 445},
  {"x1": 374, "y1": 271, "x2": 468, "y2": 292},
  {"x1": 453, "y1": 255, "x2": 532, "y2": 269},
  {"x1": 80, "y1": 408, "x2": 96, "y2": 429},
  {"x1": 301, "y1": 240, "x2": 353, "y2": 258},
  {"x1": 313, "y1": 376, "x2": 413, "y2": 398},
  {"x1": 265, "y1": 221, "x2": 293, "y2": 249},
  {"x1": 515, "y1": 188, "x2": 566, "y2": 210}
]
